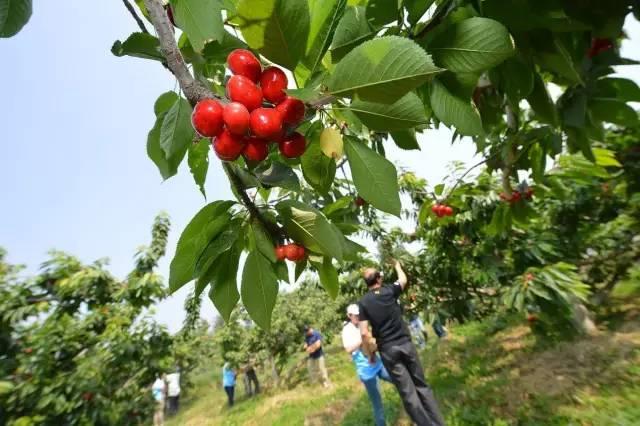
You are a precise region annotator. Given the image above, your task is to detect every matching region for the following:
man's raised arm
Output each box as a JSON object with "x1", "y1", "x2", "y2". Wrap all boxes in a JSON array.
[{"x1": 395, "y1": 260, "x2": 408, "y2": 290}]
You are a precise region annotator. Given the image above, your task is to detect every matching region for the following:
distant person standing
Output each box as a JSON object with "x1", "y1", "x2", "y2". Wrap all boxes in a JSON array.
[
  {"x1": 166, "y1": 369, "x2": 181, "y2": 415},
  {"x1": 245, "y1": 361, "x2": 260, "y2": 396},
  {"x1": 303, "y1": 325, "x2": 331, "y2": 388},
  {"x1": 358, "y1": 261, "x2": 445, "y2": 426},
  {"x1": 151, "y1": 374, "x2": 166, "y2": 426},
  {"x1": 222, "y1": 362, "x2": 236, "y2": 407},
  {"x1": 342, "y1": 304, "x2": 392, "y2": 426}
]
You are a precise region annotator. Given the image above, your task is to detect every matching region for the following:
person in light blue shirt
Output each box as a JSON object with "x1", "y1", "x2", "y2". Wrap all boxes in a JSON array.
[
  {"x1": 341, "y1": 304, "x2": 392, "y2": 426},
  {"x1": 222, "y1": 362, "x2": 237, "y2": 407}
]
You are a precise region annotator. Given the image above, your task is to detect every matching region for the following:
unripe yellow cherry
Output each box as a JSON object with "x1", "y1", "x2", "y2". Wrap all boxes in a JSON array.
[{"x1": 319, "y1": 128, "x2": 344, "y2": 159}]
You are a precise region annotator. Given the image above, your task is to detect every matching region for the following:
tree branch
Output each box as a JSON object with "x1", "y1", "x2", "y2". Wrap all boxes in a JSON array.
[
  {"x1": 142, "y1": 0, "x2": 217, "y2": 104},
  {"x1": 122, "y1": 0, "x2": 150, "y2": 34},
  {"x1": 223, "y1": 163, "x2": 285, "y2": 241}
]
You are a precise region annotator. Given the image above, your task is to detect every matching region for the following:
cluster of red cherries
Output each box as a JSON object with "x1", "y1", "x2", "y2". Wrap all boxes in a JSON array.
[
  {"x1": 499, "y1": 187, "x2": 533, "y2": 204},
  {"x1": 431, "y1": 204, "x2": 454, "y2": 218},
  {"x1": 275, "y1": 243, "x2": 306, "y2": 262},
  {"x1": 190, "y1": 49, "x2": 307, "y2": 162}
]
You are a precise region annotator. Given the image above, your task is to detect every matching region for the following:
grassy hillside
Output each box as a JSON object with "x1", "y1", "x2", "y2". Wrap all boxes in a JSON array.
[{"x1": 168, "y1": 301, "x2": 640, "y2": 425}]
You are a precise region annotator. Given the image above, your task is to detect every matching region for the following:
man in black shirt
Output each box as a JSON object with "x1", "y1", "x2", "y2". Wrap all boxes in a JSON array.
[{"x1": 358, "y1": 261, "x2": 445, "y2": 426}]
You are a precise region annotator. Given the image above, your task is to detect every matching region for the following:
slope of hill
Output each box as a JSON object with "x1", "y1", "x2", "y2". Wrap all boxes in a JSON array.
[{"x1": 168, "y1": 301, "x2": 640, "y2": 425}]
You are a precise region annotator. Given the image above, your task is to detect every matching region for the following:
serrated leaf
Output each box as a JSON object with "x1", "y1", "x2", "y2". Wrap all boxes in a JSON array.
[
  {"x1": 241, "y1": 251, "x2": 279, "y2": 329},
  {"x1": 328, "y1": 36, "x2": 442, "y2": 103},
  {"x1": 276, "y1": 200, "x2": 344, "y2": 260},
  {"x1": 255, "y1": 161, "x2": 301, "y2": 191},
  {"x1": 112, "y1": 32, "x2": 163, "y2": 61},
  {"x1": 147, "y1": 113, "x2": 182, "y2": 180},
  {"x1": 390, "y1": 129, "x2": 420, "y2": 150},
  {"x1": 188, "y1": 138, "x2": 209, "y2": 197},
  {"x1": 310, "y1": 257, "x2": 339, "y2": 298},
  {"x1": 593, "y1": 148, "x2": 622, "y2": 168},
  {"x1": 404, "y1": 0, "x2": 435, "y2": 25},
  {"x1": 0, "y1": 0, "x2": 31, "y2": 38},
  {"x1": 236, "y1": 0, "x2": 310, "y2": 69},
  {"x1": 430, "y1": 79, "x2": 483, "y2": 136},
  {"x1": 160, "y1": 97, "x2": 194, "y2": 158},
  {"x1": 301, "y1": 124, "x2": 336, "y2": 193},
  {"x1": 154, "y1": 92, "x2": 179, "y2": 116},
  {"x1": 526, "y1": 73, "x2": 558, "y2": 126},
  {"x1": 344, "y1": 137, "x2": 401, "y2": 216},
  {"x1": 170, "y1": 0, "x2": 224, "y2": 52},
  {"x1": 169, "y1": 201, "x2": 235, "y2": 292},
  {"x1": 427, "y1": 17, "x2": 515, "y2": 73},
  {"x1": 349, "y1": 92, "x2": 428, "y2": 131},
  {"x1": 195, "y1": 227, "x2": 240, "y2": 278},
  {"x1": 208, "y1": 248, "x2": 240, "y2": 322},
  {"x1": 252, "y1": 221, "x2": 277, "y2": 262},
  {"x1": 366, "y1": 0, "x2": 397, "y2": 27},
  {"x1": 305, "y1": 0, "x2": 346, "y2": 75},
  {"x1": 330, "y1": 6, "x2": 374, "y2": 62}
]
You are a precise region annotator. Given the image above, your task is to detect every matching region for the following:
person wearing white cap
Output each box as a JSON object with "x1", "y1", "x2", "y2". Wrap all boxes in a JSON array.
[{"x1": 341, "y1": 303, "x2": 392, "y2": 426}]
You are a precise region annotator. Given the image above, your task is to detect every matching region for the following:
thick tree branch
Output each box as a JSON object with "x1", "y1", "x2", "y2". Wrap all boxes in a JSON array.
[
  {"x1": 142, "y1": 0, "x2": 216, "y2": 104},
  {"x1": 122, "y1": 0, "x2": 150, "y2": 34}
]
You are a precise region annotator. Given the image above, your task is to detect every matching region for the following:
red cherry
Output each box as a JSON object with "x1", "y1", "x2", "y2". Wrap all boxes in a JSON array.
[
  {"x1": 227, "y1": 75, "x2": 263, "y2": 111},
  {"x1": 212, "y1": 129, "x2": 246, "y2": 161},
  {"x1": 223, "y1": 102, "x2": 250, "y2": 135},
  {"x1": 525, "y1": 188, "x2": 534, "y2": 200},
  {"x1": 260, "y1": 66, "x2": 288, "y2": 104},
  {"x1": 82, "y1": 392, "x2": 93, "y2": 401},
  {"x1": 284, "y1": 244, "x2": 298, "y2": 261},
  {"x1": 250, "y1": 107, "x2": 283, "y2": 139},
  {"x1": 243, "y1": 137, "x2": 269, "y2": 162},
  {"x1": 192, "y1": 99, "x2": 224, "y2": 137},
  {"x1": 276, "y1": 97, "x2": 305, "y2": 126},
  {"x1": 588, "y1": 38, "x2": 613, "y2": 58},
  {"x1": 431, "y1": 205, "x2": 439, "y2": 214},
  {"x1": 295, "y1": 245, "x2": 306, "y2": 261},
  {"x1": 24, "y1": 347, "x2": 33, "y2": 354},
  {"x1": 527, "y1": 314, "x2": 538, "y2": 322},
  {"x1": 510, "y1": 191, "x2": 522, "y2": 203},
  {"x1": 443, "y1": 206, "x2": 453, "y2": 216},
  {"x1": 355, "y1": 196, "x2": 366, "y2": 207},
  {"x1": 275, "y1": 245, "x2": 286, "y2": 261},
  {"x1": 278, "y1": 132, "x2": 306, "y2": 158},
  {"x1": 227, "y1": 49, "x2": 262, "y2": 83}
]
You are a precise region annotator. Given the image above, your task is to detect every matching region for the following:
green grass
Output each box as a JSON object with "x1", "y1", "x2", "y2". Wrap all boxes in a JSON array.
[{"x1": 169, "y1": 310, "x2": 640, "y2": 425}]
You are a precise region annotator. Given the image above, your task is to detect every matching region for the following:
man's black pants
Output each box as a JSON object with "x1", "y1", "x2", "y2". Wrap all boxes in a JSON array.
[{"x1": 379, "y1": 340, "x2": 445, "y2": 426}]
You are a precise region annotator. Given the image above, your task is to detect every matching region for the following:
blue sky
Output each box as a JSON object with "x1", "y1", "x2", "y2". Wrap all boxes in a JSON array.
[{"x1": 1, "y1": 2, "x2": 638, "y2": 332}]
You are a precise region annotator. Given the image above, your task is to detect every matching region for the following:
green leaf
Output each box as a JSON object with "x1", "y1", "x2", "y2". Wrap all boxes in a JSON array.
[
  {"x1": 529, "y1": 143, "x2": 546, "y2": 183},
  {"x1": 595, "y1": 78, "x2": 640, "y2": 103},
  {"x1": 208, "y1": 247, "x2": 241, "y2": 322},
  {"x1": 276, "y1": 200, "x2": 344, "y2": 260},
  {"x1": 241, "y1": 251, "x2": 279, "y2": 329},
  {"x1": 310, "y1": 257, "x2": 339, "y2": 298},
  {"x1": 195, "y1": 226, "x2": 240, "y2": 278},
  {"x1": 404, "y1": 0, "x2": 434, "y2": 25},
  {"x1": 294, "y1": 258, "x2": 307, "y2": 283},
  {"x1": 323, "y1": 196, "x2": 353, "y2": 217},
  {"x1": 154, "y1": 92, "x2": 179, "y2": 116},
  {"x1": 418, "y1": 200, "x2": 433, "y2": 225},
  {"x1": 328, "y1": 36, "x2": 442, "y2": 103},
  {"x1": 366, "y1": 0, "x2": 397, "y2": 27},
  {"x1": 112, "y1": 33, "x2": 163, "y2": 61},
  {"x1": 169, "y1": 200, "x2": 235, "y2": 292},
  {"x1": 252, "y1": 221, "x2": 277, "y2": 263},
  {"x1": 188, "y1": 138, "x2": 209, "y2": 197},
  {"x1": 344, "y1": 137, "x2": 401, "y2": 216},
  {"x1": 330, "y1": 6, "x2": 374, "y2": 62},
  {"x1": 390, "y1": 129, "x2": 420, "y2": 150},
  {"x1": 349, "y1": 92, "x2": 429, "y2": 131},
  {"x1": 170, "y1": 0, "x2": 224, "y2": 52},
  {"x1": 535, "y1": 37, "x2": 583, "y2": 85},
  {"x1": 305, "y1": 0, "x2": 346, "y2": 75},
  {"x1": 255, "y1": 161, "x2": 301, "y2": 191},
  {"x1": 161, "y1": 97, "x2": 194, "y2": 158},
  {"x1": 0, "y1": 0, "x2": 31, "y2": 38},
  {"x1": 274, "y1": 261, "x2": 289, "y2": 283},
  {"x1": 589, "y1": 99, "x2": 639, "y2": 127},
  {"x1": 236, "y1": 0, "x2": 310, "y2": 69},
  {"x1": 426, "y1": 17, "x2": 515, "y2": 73},
  {"x1": 202, "y1": 31, "x2": 248, "y2": 64},
  {"x1": 434, "y1": 183, "x2": 444, "y2": 195},
  {"x1": 147, "y1": 113, "x2": 181, "y2": 180},
  {"x1": 526, "y1": 73, "x2": 558, "y2": 126},
  {"x1": 593, "y1": 148, "x2": 622, "y2": 168},
  {"x1": 430, "y1": 79, "x2": 483, "y2": 136},
  {"x1": 492, "y1": 57, "x2": 534, "y2": 103},
  {"x1": 301, "y1": 124, "x2": 336, "y2": 193}
]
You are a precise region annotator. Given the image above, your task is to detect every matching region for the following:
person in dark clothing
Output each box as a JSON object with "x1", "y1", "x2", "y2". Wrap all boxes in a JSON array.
[
  {"x1": 303, "y1": 326, "x2": 331, "y2": 387},
  {"x1": 244, "y1": 362, "x2": 260, "y2": 396},
  {"x1": 358, "y1": 261, "x2": 445, "y2": 426}
]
